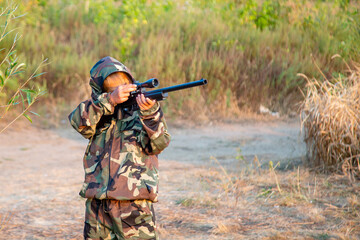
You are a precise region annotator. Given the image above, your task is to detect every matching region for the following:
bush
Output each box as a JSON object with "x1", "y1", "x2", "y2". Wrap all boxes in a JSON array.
[{"x1": 300, "y1": 57, "x2": 360, "y2": 181}]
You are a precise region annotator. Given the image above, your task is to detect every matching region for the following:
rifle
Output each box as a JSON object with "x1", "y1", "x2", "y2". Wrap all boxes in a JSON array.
[{"x1": 120, "y1": 78, "x2": 208, "y2": 110}]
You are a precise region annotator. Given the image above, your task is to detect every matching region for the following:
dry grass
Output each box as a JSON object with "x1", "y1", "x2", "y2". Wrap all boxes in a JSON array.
[
  {"x1": 5, "y1": 0, "x2": 360, "y2": 121},
  {"x1": 157, "y1": 157, "x2": 360, "y2": 239},
  {"x1": 300, "y1": 57, "x2": 360, "y2": 181},
  {"x1": 0, "y1": 126, "x2": 359, "y2": 239},
  {"x1": 0, "y1": 212, "x2": 11, "y2": 232}
]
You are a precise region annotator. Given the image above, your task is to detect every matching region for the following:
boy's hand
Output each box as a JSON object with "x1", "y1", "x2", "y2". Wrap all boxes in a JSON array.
[
  {"x1": 136, "y1": 94, "x2": 156, "y2": 111},
  {"x1": 109, "y1": 84, "x2": 137, "y2": 105}
]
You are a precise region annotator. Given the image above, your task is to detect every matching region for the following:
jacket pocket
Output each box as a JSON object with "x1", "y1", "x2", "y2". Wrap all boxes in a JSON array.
[{"x1": 89, "y1": 123, "x2": 110, "y2": 155}]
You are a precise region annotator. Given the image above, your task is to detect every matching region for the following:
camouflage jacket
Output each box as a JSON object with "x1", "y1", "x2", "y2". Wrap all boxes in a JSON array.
[{"x1": 68, "y1": 57, "x2": 171, "y2": 202}]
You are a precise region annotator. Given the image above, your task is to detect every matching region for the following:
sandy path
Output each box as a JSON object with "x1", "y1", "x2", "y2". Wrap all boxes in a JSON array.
[
  {"x1": 0, "y1": 127, "x2": 85, "y2": 239},
  {"x1": 160, "y1": 120, "x2": 305, "y2": 169},
  {"x1": 0, "y1": 119, "x2": 305, "y2": 239}
]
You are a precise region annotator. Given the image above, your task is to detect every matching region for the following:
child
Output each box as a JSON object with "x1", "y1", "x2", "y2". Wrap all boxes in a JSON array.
[{"x1": 69, "y1": 56, "x2": 171, "y2": 239}]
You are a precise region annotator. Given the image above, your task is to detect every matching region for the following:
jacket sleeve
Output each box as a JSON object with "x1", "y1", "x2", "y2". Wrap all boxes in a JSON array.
[
  {"x1": 68, "y1": 93, "x2": 115, "y2": 139},
  {"x1": 139, "y1": 102, "x2": 171, "y2": 155}
]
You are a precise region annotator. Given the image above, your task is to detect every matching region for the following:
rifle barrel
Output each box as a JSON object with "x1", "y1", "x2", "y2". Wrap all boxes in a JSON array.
[{"x1": 151, "y1": 78, "x2": 207, "y2": 94}]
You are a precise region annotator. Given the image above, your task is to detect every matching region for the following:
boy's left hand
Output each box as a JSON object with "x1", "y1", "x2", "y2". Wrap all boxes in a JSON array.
[{"x1": 136, "y1": 94, "x2": 156, "y2": 111}]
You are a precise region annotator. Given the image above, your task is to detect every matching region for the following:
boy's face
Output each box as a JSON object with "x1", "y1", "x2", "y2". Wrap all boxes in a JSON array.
[{"x1": 103, "y1": 72, "x2": 132, "y2": 92}]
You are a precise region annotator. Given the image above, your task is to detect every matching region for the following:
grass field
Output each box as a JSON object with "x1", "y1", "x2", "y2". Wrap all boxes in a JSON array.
[{"x1": 1, "y1": 0, "x2": 360, "y2": 120}]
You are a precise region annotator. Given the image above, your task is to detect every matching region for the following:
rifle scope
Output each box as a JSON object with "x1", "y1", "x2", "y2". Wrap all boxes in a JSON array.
[{"x1": 136, "y1": 78, "x2": 159, "y2": 89}]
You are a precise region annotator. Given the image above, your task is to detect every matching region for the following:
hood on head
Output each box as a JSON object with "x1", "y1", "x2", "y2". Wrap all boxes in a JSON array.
[{"x1": 89, "y1": 56, "x2": 134, "y2": 99}]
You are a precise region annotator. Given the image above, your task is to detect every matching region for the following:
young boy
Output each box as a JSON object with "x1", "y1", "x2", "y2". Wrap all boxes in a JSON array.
[{"x1": 69, "y1": 56, "x2": 171, "y2": 239}]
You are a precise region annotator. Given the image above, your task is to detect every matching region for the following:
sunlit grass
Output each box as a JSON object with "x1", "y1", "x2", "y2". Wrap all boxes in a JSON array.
[
  {"x1": 2, "y1": 0, "x2": 359, "y2": 120},
  {"x1": 301, "y1": 57, "x2": 360, "y2": 181},
  {"x1": 157, "y1": 156, "x2": 360, "y2": 239}
]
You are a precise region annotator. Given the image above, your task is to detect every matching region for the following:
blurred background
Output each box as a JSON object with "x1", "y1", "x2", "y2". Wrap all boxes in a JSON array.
[{"x1": 1, "y1": 0, "x2": 359, "y2": 124}]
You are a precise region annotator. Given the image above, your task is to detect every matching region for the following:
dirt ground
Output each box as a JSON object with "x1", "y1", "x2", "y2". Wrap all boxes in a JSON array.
[{"x1": 0, "y1": 118, "x2": 359, "y2": 239}]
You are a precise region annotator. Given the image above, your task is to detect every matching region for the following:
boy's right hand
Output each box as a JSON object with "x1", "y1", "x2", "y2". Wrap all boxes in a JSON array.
[{"x1": 109, "y1": 84, "x2": 137, "y2": 105}]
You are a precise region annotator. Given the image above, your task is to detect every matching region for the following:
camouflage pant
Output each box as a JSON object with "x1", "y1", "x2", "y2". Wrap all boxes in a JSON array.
[{"x1": 84, "y1": 198, "x2": 158, "y2": 240}]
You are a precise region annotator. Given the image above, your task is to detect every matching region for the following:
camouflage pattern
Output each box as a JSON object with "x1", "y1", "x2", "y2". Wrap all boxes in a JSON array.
[
  {"x1": 68, "y1": 56, "x2": 171, "y2": 202},
  {"x1": 84, "y1": 198, "x2": 158, "y2": 240}
]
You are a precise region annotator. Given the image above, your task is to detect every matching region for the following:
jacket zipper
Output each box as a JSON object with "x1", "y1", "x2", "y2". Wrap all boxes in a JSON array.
[{"x1": 105, "y1": 119, "x2": 117, "y2": 199}]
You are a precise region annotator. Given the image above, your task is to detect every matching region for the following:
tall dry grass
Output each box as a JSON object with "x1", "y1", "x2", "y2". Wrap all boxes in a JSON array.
[
  {"x1": 2, "y1": 0, "x2": 360, "y2": 120},
  {"x1": 301, "y1": 57, "x2": 360, "y2": 181}
]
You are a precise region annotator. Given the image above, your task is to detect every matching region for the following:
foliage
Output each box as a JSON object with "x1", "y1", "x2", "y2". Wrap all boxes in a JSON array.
[
  {"x1": 7, "y1": 0, "x2": 360, "y2": 119},
  {"x1": 0, "y1": 2, "x2": 46, "y2": 133}
]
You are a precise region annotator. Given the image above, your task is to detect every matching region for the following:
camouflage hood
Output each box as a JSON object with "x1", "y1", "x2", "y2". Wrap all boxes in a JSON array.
[{"x1": 89, "y1": 56, "x2": 134, "y2": 100}]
